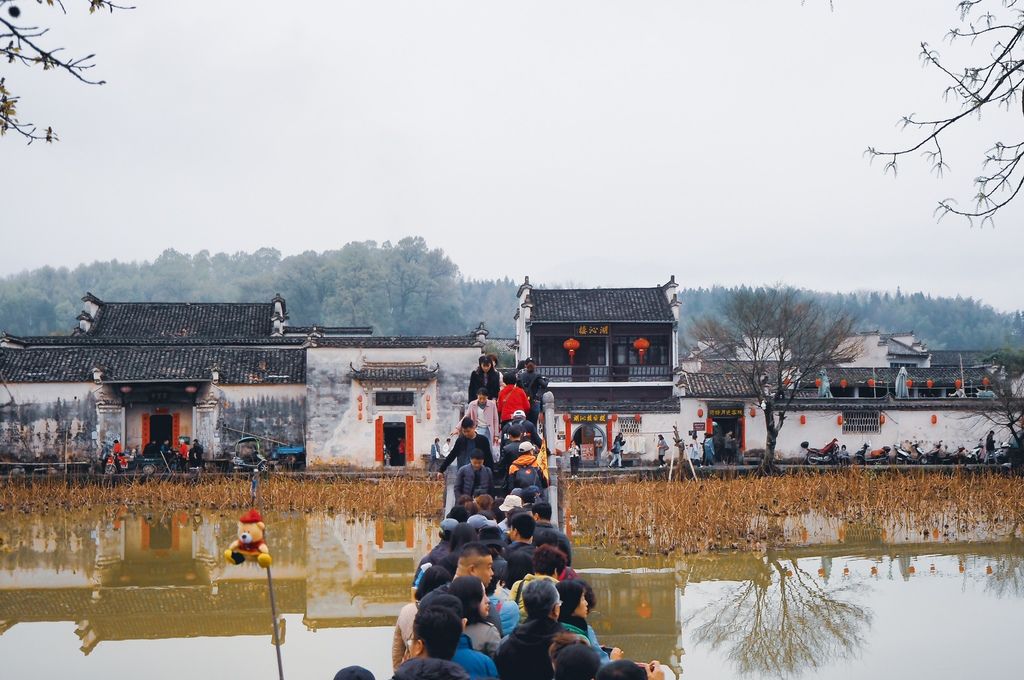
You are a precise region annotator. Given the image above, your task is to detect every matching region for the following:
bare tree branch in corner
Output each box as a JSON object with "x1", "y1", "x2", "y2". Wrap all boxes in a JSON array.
[
  {"x1": 690, "y1": 287, "x2": 859, "y2": 471},
  {"x1": 867, "y1": 0, "x2": 1024, "y2": 225},
  {"x1": 0, "y1": 0, "x2": 132, "y2": 143}
]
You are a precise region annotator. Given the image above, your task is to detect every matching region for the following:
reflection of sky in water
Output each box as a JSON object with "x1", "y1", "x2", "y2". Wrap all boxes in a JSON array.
[
  {"x1": 0, "y1": 511, "x2": 1021, "y2": 680},
  {"x1": 680, "y1": 551, "x2": 1024, "y2": 680}
]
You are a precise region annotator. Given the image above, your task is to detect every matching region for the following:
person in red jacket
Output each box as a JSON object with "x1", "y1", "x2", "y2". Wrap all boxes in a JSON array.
[
  {"x1": 178, "y1": 440, "x2": 190, "y2": 471},
  {"x1": 497, "y1": 371, "x2": 530, "y2": 426}
]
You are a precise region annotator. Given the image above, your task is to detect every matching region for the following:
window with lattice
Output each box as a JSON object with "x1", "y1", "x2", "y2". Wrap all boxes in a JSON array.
[
  {"x1": 618, "y1": 418, "x2": 642, "y2": 435},
  {"x1": 842, "y1": 410, "x2": 880, "y2": 434}
]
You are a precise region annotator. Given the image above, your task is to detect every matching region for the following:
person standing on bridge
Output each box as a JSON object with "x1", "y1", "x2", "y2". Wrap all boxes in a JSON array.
[
  {"x1": 438, "y1": 418, "x2": 494, "y2": 479},
  {"x1": 466, "y1": 388, "x2": 500, "y2": 461}
]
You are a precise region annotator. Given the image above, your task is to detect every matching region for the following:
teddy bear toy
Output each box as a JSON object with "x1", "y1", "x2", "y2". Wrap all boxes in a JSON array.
[{"x1": 224, "y1": 508, "x2": 272, "y2": 568}]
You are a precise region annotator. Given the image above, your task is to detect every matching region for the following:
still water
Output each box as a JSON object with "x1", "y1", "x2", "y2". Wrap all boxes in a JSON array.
[{"x1": 0, "y1": 509, "x2": 1021, "y2": 680}]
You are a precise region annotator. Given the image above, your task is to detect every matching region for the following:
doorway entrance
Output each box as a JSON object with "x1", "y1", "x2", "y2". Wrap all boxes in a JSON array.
[
  {"x1": 572, "y1": 424, "x2": 606, "y2": 466},
  {"x1": 150, "y1": 414, "x2": 173, "y2": 447},
  {"x1": 383, "y1": 422, "x2": 407, "y2": 467}
]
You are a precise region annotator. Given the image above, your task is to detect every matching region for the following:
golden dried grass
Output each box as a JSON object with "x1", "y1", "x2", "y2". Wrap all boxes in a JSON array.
[
  {"x1": 0, "y1": 476, "x2": 441, "y2": 518},
  {"x1": 564, "y1": 469, "x2": 1024, "y2": 555}
]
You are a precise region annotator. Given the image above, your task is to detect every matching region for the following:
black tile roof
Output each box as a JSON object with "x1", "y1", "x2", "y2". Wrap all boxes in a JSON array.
[
  {"x1": 558, "y1": 397, "x2": 681, "y2": 414},
  {"x1": 350, "y1": 365, "x2": 438, "y2": 382},
  {"x1": 0, "y1": 347, "x2": 305, "y2": 384},
  {"x1": 88, "y1": 302, "x2": 275, "y2": 339},
  {"x1": 284, "y1": 326, "x2": 373, "y2": 336},
  {"x1": 314, "y1": 335, "x2": 482, "y2": 349},
  {"x1": 2, "y1": 334, "x2": 306, "y2": 347},
  {"x1": 680, "y1": 365, "x2": 993, "y2": 397},
  {"x1": 529, "y1": 288, "x2": 674, "y2": 323},
  {"x1": 929, "y1": 350, "x2": 989, "y2": 367}
]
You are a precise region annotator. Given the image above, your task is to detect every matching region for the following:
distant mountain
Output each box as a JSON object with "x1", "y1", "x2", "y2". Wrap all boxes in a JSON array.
[{"x1": 1, "y1": 243, "x2": 1020, "y2": 350}]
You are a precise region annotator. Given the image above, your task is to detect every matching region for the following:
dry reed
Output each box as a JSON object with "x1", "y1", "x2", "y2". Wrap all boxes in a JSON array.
[
  {"x1": 564, "y1": 469, "x2": 1024, "y2": 555},
  {"x1": 0, "y1": 476, "x2": 441, "y2": 518}
]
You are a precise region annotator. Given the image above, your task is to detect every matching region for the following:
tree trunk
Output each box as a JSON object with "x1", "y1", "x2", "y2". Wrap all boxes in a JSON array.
[{"x1": 761, "y1": 409, "x2": 778, "y2": 473}]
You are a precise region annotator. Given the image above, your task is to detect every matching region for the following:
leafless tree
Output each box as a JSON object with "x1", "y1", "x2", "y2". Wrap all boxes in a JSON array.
[
  {"x1": 867, "y1": 0, "x2": 1024, "y2": 225},
  {"x1": 685, "y1": 553, "x2": 872, "y2": 677},
  {"x1": 976, "y1": 348, "x2": 1024, "y2": 449},
  {"x1": 690, "y1": 287, "x2": 859, "y2": 469},
  {"x1": 1, "y1": 0, "x2": 131, "y2": 143}
]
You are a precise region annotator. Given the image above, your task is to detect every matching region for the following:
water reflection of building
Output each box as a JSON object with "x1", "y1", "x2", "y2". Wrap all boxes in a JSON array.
[{"x1": 0, "y1": 512, "x2": 433, "y2": 654}]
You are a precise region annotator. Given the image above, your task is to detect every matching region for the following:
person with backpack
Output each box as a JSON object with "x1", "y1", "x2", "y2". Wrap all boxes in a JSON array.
[
  {"x1": 516, "y1": 358, "x2": 549, "y2": 427},
  {"x1": 498, "y1": 371, "x2": 531, "y2": 427},
  {"x1": 507, "y1": 441, "x2": 548, "y2": 495}
]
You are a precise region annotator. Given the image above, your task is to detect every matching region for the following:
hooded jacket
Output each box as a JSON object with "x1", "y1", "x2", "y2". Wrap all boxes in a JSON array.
[
  {"x1": 494, "y1": 616, "x2": 562, "y2": 680},
  {"x1": 391, "y1": 657, "x2": 470, "y2": 680},
  {"x1": 497, "y1": 384, "x2": 530, "y2": 422},
  {"x1": 508, "y1": 573, "x2": 560, "y2": 619},
  {"x1": 451, "y1": 634, "x2": 498, "y2": 680}
]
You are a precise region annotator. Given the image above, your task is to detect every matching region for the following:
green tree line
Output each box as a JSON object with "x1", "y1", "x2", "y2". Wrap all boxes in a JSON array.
[{"x1": 1, "y1": 240, "x2": 1020, "y2": 350}]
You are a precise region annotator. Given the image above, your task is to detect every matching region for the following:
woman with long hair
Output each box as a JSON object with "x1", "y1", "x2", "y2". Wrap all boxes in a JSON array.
[{"x1": 449, "y1": 575, "x2": 501, "y2": 657}]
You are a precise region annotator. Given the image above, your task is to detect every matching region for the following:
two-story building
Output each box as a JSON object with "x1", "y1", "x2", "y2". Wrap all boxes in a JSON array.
[{"x1": 514, "y1": 276, "x2": 682, "y2": 465}]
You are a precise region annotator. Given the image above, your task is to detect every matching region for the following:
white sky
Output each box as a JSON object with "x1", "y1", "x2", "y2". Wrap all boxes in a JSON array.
[{"x1": 1, "y1": 1, "x2": 1021, "y2": 311}]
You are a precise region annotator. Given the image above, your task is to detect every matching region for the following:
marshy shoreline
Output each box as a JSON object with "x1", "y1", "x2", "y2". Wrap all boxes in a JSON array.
[{"x1": 1, "y1": 471, "x2": 1022, "y2": 557}]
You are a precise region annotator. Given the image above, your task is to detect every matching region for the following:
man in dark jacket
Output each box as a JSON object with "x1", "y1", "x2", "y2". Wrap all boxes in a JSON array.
[
  {"x1": 437, "y1": 418, "x2": 494, "y2": 478},
  {"x1": 494, "y1": 579, "x2": 563, "y2": 680},
  {"x1": 414, "y1": 518, "x2": 459, "y2": 580},
  {"x1": 516, "y1": 358, "x2": 548, "y2": 427},
  {"x1": 454, "y1": 449, "x2": 494, "y2": 498},
  {"x1": 531, "y1": 501, "x2": 572, "y2": 566}
]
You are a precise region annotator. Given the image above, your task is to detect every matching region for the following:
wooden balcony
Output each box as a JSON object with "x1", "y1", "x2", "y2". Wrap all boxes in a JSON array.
[{"x1": 541, "y1": 364, "x2": 673, "y2": 383}]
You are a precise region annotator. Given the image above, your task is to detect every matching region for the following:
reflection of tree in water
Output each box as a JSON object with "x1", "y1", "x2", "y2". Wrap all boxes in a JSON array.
[
  {"x1": 984, "y1": 541, "x2": 1024, "y2": 599},
  {"x1": 686, "y1": 552, "x2": 872, "y2": 678}
]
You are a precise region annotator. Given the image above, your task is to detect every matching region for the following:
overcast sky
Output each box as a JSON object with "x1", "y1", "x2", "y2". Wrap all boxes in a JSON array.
[{"x1": 2, "y1": 1, "x2": 1020, "y2": 311}]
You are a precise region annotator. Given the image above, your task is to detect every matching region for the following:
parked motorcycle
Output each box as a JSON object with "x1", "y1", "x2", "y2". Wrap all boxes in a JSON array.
[
  {"x1": 893, "y1": 442, "x2": 918, "y2": 465},
  {"x1": 103, "y1": 450, "x2": 130, "y2": 474},
  {"x1": 986, "y1": 443, "x2": 1011, "y2": 465},
  {"x1": 856, "y1": 443, "x2": 891, "y2": 465},
  {"x1": 802, "y1": 438, "x2": 840, "y2": 465}
]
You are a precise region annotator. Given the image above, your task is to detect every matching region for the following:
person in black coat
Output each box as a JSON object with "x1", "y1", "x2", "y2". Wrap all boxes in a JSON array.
[
  {"x1": 468, "y1": 355, "x2": 501, "y2": 403},
  {"x1": 495, "y1": 579, "x2": 563, "y2": 680},
  {"x1": 438, "y1": 418, "x2": 494, "y2": 478},
  {"x1": 454, "y1": 450, "x2": 494, "y2": 497}
]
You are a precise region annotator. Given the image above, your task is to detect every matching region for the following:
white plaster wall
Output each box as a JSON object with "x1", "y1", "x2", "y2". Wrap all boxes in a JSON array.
[
  {"x1": 305, "y1": 346, "x2": 482, "y2": 467},
  {"x1": 681, "y1": 397, "x2": 1006, "y2": 460},
  {"x1": 0, "y1": 382, "x2": 100, "y2": 460}
]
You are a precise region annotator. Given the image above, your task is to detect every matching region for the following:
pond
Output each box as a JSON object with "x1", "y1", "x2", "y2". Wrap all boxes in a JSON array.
[{"x1": 0, "y1": 509, "x2": 1021, "y2": 679}]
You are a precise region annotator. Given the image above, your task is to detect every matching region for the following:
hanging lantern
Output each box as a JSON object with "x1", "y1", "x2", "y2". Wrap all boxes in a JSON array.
[
  {"x1": 837, "y1": 414, "x2": 844, "y2": 426},
  {"x1": 697, "y1": 408, "x2": 704, "y2": 418},
  {"x1": 880, "y1": 413, "x2": 886, "y2": 425},
  {"x1": 839, "y1": 379, "x2": 848, "y2": 389},
  {"x1": 906, "y1": 379, "x2": 914, "y2": 388},
  {"x1": 749, "y1": 407, "x2": 756, "y2": 417},
  {"x1": 184, "y1": 385, "x2": 198, "y2": 394},
  {"x1": 563, "y1": 337, "x2": 580, "y2": 365},
  {"x1": 815, "y1": 378, "x2": 822, "y2": 388},
  {"x1": 926, "y1": 379, "x2": 934, "y2": 389},
  {"x1": 633, "y1": 413, "x2": 642, "y2": 423},
  {"x1": 931, "y1": 414, "x2": 938, "y2": 425},
  {"x1": 982, "y1": 376, "x2": 991, "y2": 386},
  {"x1": 119, "y1": 385, "x2": 133, "y2": 394},
  {"x1": 867, "y1": 378, "x2": 876, "y2": 388},
  {"x1": 633, "y1": 337, "x2": 651, "y2": 364},
  {"x1": 954, "y1": 379, "x2": 963, "y2": 389},
  {"x1": 800, "y1": 415, "x2": 807, "y2": 425}
]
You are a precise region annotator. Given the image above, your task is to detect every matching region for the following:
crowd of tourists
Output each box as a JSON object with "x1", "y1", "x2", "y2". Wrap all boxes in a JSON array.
[{"x1": 332, "y1": 493, "x2": 667, "y2": 680}]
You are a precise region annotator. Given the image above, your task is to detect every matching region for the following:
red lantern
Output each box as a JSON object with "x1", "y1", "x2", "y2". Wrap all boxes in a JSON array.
[
  {"x1": 839, "y1": 379, "x2": 848, "y2": 389},
  {"x1": 563, "y1": 337, "x2": 580, "y2": 365},
  {"x1": 837, "y1": 414, "x2": 844, "y2": 426},
  {"x1": 697, "y1": 408, "x2": 704, "y2": 418},
  {"x1": 926, "y1": 379, "x2": 934, "y2": 389},
  {"x1": 982, "y1": 376, "x2": 991, "y2": 386},
  {"x1": 906, "y1": 379, "x2": 913, "y2": 388},
  {"x1": 633, "y1": 337, "x2": 651, "y2": 364},
  {"x1": 880, "y1": 414, "x2": 886, "y2": 425},
  {"x1": 954, "y1": 379, "x2": 962, "y2": 389},
  {"x1": 119, "y1": 385, "x2": 132, "y2": 394},
  {"x1": 867, "y1": 378, "x2": 876, "y2": 388},
  {"x1": 800, "y1": 415, "x2": 807, "y2": 425},
  {"x1": 633, "y1": 413, "x2": 642, "y2": 423},
  {"x1": 931, "y1": 414, "x2": 938, "y2": 425},
  {"x1": 749, "y1": 407, "x2": 756, "y2": 417},
  {"x1": 184, "y1": 385, "x2": 198, "y2": 394},
  {"x1": 815, "y1": 378, "x2": 822, "y2": 388}
]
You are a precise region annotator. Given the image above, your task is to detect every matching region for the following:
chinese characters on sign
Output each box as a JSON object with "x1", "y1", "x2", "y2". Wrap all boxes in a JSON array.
[
  {"x1": 708, "y1": 408, "x2": 744, "y2": 418},
  {"x1": 571, "y1": 413, "x2": 608, "y2": 424},
  {"x1": 576, "y1": 324, "x2": 610, "y2": 336}
]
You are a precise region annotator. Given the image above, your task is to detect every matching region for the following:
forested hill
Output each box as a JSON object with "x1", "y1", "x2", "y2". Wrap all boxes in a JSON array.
[{"x1": 1, "y1": 240, "x2": 1021, "y2": 350}]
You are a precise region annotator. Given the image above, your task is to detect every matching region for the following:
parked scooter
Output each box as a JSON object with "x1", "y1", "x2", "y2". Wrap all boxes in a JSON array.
[
  {"x1": 856, "y1": 443, "x2": 891, "y2": 465},
  {"x1": 986, "y1": 443, "x2": 1011, "y2": 465},
  {"x1": 103, "y1": 449, "x2": 130, "y2": 474},
  {"x1": 802, "y1": 438, "x2": 840, "y2": 465},
  {"x1": 893, "y1": 441, "x2": 918, "y2": 465}
]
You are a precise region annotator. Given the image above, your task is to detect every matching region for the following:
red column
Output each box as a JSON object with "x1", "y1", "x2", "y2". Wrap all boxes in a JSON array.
[
  {"x1": 606, "y1": 414, "x2": 617, "y2": 451},
  {"x1": 405, "y1": 415, "x2": 415, "y2": 464},
  {"x1": 375, "y1": 416, "x2": 384, "y2": 463},
  {"x1": 563, "y1": 414, "x2": 572, "y2": 449}
]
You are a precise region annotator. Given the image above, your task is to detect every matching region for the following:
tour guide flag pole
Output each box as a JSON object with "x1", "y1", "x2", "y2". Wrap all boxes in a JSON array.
[{"x1": 224, "y1": 503, "x2": 285, "y2": 680}]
